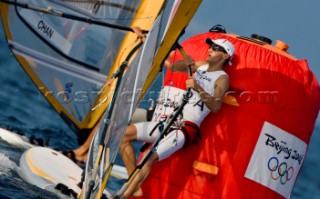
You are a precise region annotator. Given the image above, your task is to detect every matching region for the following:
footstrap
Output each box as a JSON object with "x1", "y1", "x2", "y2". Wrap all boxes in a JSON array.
[
  {"x1": 55, "y1": 183, "x2": 78, "y2": 199},
  {"x1": 29, "y1": 135, "x2": 45, "y2": 146}
]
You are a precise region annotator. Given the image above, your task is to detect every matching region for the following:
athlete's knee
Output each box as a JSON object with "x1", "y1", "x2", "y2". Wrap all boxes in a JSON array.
[
  {"x1": 146, "y1": 153, "x2": 159, "y2": 167},
  {"x1": 123, "y1": 124, "x2": 138, "y2": 143}
]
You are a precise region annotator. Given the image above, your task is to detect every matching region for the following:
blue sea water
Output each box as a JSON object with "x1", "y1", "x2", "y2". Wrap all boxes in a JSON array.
[{"x1": 0, "y1": 23, "x2": 319, "y2": 199}]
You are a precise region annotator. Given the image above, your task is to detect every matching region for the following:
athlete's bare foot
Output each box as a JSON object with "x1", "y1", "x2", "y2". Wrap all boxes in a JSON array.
[
  {"x1": 132, "y1": 187, "x2": 143, "y2": 197},
  {"x1": 73, "y1": 147, "x2": 88, "y2": 162},
  {"x1": 119, "y1": 187, "x2": 143, "y2": 199}
]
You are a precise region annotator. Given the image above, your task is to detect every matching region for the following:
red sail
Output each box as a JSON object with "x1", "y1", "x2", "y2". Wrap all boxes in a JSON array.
[{"x1": 139, "y1": 32, "x2": 320, "y2": 199}]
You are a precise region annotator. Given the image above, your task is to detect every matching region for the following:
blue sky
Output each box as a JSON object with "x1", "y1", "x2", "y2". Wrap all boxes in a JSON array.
[{"x1": 181, "y1": 0, "x2": 320, "y2": 81}]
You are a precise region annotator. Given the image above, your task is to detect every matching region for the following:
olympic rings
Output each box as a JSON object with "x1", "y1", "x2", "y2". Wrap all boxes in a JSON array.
[{"x1": 267, "y1": 157, "x2": 294, "y2": 185}]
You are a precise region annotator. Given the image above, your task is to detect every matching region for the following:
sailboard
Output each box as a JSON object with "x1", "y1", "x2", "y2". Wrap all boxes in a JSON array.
[
  {"x1": 0, "y1": 0, "x2": 165, "y2": 142},
  {"x1": 0, "y1": 128, "x2": 34, "y2": 150},
  {"x1": 18, "y1": 146, "x2": 128, "y2": 199},
  {"x1": 81, "y1": 0, "x2": 202, "y2": 198},
  {"x1": 138, "y1": 31, "x2": 320, "y2": 199},
  {"x1": 20, "y1": 147, "x2": 83, "y2": 198}
]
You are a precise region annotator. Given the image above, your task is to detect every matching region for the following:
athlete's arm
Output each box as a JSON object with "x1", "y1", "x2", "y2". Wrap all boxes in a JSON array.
[
  {"x1": 169, "y1": 56, "x2": 206, "y2": 73},
  {"x1": 169, "y1": 55, "x2": 193, "y2": 72},
  {"x1": 187, "y1": 75, "x2": 229, "y2": 113}
]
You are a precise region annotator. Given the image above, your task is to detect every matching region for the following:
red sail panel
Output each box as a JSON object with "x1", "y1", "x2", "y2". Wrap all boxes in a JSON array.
[{"x1": 139, "y1": 32, "x2": 320, "y2": 199}]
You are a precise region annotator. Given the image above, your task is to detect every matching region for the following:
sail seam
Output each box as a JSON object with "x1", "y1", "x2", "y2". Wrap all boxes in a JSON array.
[{"x1": 9, "y1": 41, "x2": 106, "y2": 85}]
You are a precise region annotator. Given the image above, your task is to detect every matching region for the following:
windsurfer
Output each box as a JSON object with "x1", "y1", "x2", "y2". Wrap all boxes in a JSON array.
[
  {"x1": 60, "y1": 26, "x2": 148, "y2": 164},
  {"x1": 118, "y1": 38, "x2": 235, "y2": 198}
]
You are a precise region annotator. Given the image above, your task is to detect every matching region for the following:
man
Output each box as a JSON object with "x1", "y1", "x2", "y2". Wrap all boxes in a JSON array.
[
  {"x1": 119, "y1": 38, "x2": 235, "y2": 198},
  {"x1": 60, "y1": 27, "x2": 149, "y2": 164}
]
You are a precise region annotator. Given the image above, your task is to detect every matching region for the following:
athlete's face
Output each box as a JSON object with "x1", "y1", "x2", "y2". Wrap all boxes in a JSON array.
[{"x1": 206, "y1": 44, "x2": 230, "y2": 65}]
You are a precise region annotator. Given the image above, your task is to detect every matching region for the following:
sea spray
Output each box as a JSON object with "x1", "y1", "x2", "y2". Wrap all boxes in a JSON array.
[{"x1": 0, "y1": 153, "x2": 18, "y2": 176}]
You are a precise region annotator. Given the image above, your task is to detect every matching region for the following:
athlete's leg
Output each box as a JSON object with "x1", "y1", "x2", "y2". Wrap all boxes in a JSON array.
[
  {"x1": 70, "y1": 108, "x2": 149, "y2": 162},
  {"x1": 122, "y1": 129, "x2": 186, "y2": 198},
  {"x1": 120, "y1": 121, "x2": 160, "y2": 175},
  {"x1": 122, "y1": 152, "x2": 159, "y2": 199},
  {"x1": 156, "y1": 128, "x2": 186, "y2": 160},
  {"x1": 119, "y1": 124, "x2": 139, "y2": 177},
  {"x1": 119, "y1": 122, "x2": 159, "y2": 198},
  {"x1": 68, "y1": 117, "x2": 103, "y2": 162}
]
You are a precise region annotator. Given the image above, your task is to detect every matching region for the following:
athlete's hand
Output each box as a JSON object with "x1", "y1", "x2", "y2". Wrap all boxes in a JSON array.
[
  {"x1": 184, "y1": 56, "x2": 194, "y2": 68},
  {"x1": 186, "y1": 77, "x2": 202, "y2": 92},
  {"x1": 132, "y1": 26, "x2": 146, "y2": 41}
]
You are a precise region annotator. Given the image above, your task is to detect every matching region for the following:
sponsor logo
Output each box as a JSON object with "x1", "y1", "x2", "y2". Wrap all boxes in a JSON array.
[
  {"x1": 268, "y1": 157, "x2": 294, "y2": 185},
  {"x1": 245, "y1": 122, "x2": 307, "y2": 198},
  {"x1": 195, "y1": 70, "x2": 212, "y2": 82}
]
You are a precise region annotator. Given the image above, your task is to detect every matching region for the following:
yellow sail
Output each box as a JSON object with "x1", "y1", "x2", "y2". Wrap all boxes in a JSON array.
[{"x1": 0, "y1": 0, "x2": 165, "y2": 136}]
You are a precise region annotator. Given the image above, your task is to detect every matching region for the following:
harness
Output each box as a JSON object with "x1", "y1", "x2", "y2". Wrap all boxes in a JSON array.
[
  {"x1": 140, "y1": 115, "x2": 201, "y2": 152},
  {"x1": 176, "y1": 121, "x2": 201, "y2": 147}
]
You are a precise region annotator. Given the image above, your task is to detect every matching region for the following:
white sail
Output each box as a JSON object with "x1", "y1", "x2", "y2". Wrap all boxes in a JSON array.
[{"x1": 0, "y1": 0, "x2": 164, "y2": 136}]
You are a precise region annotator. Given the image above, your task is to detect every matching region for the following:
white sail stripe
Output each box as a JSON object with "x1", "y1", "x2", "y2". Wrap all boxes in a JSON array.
[
  {"x1": 48, "y1": 0, "x2": 102, "y2": 18},
  {"x1": 20, "y1": 9, "x2": 73, "y2": 54},
  {"x1": 48, "y1": 0, "x2": 136, "y2": 19},
  {"x1": 161, "y1": 0, "x2": 181, "y2": 43},
  {"x1": 128, "y1": 49, "x2": 146, "y2": 121},
  {"x1": 128, "y1": 15, "x2": 162, "y2": 120},
  {"x1": 9, "y1": 41, "x2": 106, "y2": 85}
]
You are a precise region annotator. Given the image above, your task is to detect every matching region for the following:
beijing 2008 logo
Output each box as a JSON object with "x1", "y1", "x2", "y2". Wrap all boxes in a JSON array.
[{"x1": 268, "y1": 157, "x2": 294, "y2": 185}]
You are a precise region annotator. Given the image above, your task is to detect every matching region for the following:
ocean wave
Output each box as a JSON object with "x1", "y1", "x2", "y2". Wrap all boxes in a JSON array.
[
  {"x1": 0, "y1": 153, "x2": 19, "y2": 177},
  {"x1": 0, "y1": 152, "x2": 60, "y2": 199}
]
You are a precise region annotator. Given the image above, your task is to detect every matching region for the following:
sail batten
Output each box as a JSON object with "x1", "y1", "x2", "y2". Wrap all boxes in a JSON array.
[
  {"x1": 60, "y1": 0, "x2": 137, "y2": 13},
  {"x1": 9, "y1": 40, "x2": 106, "y2": 85}
]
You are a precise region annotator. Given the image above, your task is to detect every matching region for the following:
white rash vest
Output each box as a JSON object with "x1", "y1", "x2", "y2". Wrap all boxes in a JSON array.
[{"x1": 153, "y1": 64, "x2": 228, "y2": 126}]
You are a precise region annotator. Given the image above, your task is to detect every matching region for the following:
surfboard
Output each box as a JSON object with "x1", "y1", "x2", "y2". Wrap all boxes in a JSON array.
[
  {"x1": 19, "y1": 147, "x2": 128, "y2": 198},
  {"x1": 20, "y1": 147, "x2": 83, "y2": 198},
  {"x1": 0, "y1": 128, "x2": 128, "y2": 180},
  {"x1": 0, "y1": 128, "x2": 128, "y2": 197},
  {"x1": 0, "y1": 128, "x2": 34, "y2": 150}
]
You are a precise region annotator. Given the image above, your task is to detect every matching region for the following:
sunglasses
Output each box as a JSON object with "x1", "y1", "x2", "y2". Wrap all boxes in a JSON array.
[{"x1": 210, "y1": 44, "x2": 227, "y2": 54}]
